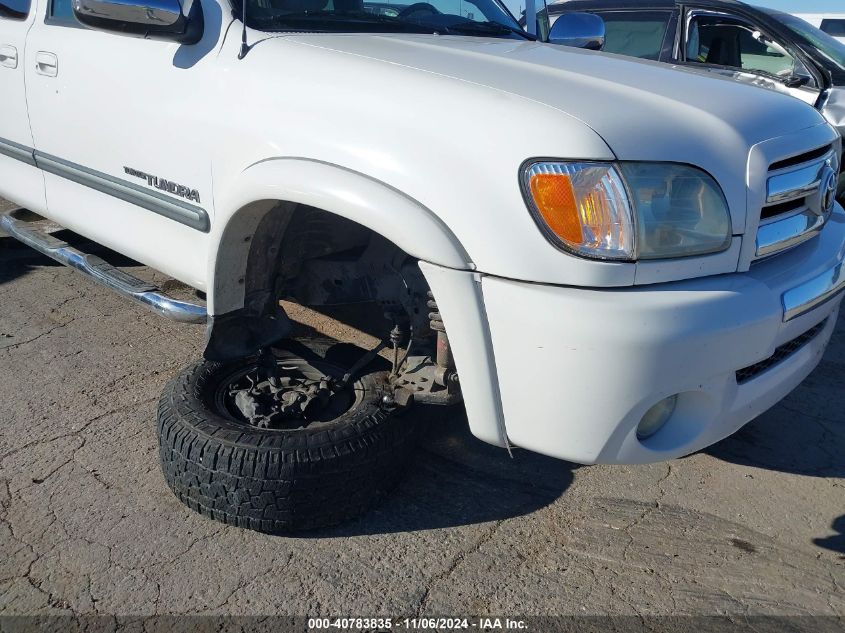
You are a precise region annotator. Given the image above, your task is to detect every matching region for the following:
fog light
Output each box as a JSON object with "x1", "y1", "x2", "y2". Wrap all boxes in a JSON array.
[{"x1": 637, "y1": 395, "x2": 678, "y2": 440}]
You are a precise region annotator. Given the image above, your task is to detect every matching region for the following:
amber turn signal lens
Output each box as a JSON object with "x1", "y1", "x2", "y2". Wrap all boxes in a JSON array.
[
  {"x1": 523, "y1": 161, "x2": 635, "y2": 260},
  {"x1": 528, "y1": 173, "x2": 583, "y2": 245}
]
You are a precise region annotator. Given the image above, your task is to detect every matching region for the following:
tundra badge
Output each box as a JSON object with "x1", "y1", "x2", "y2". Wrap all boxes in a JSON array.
[{"x1": 124, "y1": 166, "x2": 201, "y2": 203}]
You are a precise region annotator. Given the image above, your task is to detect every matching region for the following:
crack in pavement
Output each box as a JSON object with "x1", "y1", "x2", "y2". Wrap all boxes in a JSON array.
[
  {"x1": 413, "y1": 518, "x2": 509, "y2": 617},
  {"x1": 0, "y1": 397, "x2": 158, "y2": 467},
  {"x1": 0, "y1": 317, "x2": 82, "y2": 352}
]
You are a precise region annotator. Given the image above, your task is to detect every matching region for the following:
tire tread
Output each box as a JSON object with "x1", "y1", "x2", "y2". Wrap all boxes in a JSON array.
[{"x1": 157, "y1": 346, "x2": 416, "y2": 533}]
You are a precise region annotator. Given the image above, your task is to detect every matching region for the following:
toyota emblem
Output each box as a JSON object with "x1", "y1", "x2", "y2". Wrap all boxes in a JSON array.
[{"x1": 821, "y1": 164, "x2": 838, "y2": 214}]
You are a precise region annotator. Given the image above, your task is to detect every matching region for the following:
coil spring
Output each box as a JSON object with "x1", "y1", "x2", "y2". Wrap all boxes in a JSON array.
[{"x1": 427, "y1": 291, "x2": 444, "y2": 332}]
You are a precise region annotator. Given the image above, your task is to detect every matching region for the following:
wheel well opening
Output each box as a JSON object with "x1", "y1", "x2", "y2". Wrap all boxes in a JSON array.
[
  {"x1": 208, "y1": 201, "x2": 434, "y2": 359},
  {"x1": 272, "y1": 203, "x2": 432, "y2": 338},
  {"x1": 208, "y1": 200, "x2": 462, "y2": 409}
]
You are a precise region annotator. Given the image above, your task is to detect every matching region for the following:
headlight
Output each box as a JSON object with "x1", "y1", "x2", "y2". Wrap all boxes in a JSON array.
[{"x1": 522, "y1": 161, "x2": 733, "y2": 261}]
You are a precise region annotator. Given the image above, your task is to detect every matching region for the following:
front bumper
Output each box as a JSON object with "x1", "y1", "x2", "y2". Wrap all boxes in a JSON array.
[{"x1": 481, "y1": 206, "x2": 845, "y2": 465}]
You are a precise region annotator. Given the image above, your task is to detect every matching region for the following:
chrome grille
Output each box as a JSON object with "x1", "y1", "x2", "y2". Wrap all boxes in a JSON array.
[
  {"x1": 770, "y1": 145, "x2": 833, "y2": 171},
  {"x1": 754, "y1": 145, "x2": 839, "y2": 260},
  {"x1": 760, "y1": 197, "x2": 805, "y2": 221},
  {"x1": 767, "y1": 152, "x2": 833, "y2": 204}
]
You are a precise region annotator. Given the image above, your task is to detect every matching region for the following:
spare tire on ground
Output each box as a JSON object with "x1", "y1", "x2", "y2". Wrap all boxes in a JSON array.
[{"x1": 156, "y1": 338, "x2": 418, "y2": 533}]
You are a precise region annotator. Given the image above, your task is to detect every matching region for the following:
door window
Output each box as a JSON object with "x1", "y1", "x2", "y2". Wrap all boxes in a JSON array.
[
  {"x1": 686, "y1": 14, "x2": 802, "y2": 79},
  {"x1": 0, "y1": 0, "x2": 30, "y2": 20},
  {"x1": 48, "y1": 0, "x2": 77, "y2": 23}
]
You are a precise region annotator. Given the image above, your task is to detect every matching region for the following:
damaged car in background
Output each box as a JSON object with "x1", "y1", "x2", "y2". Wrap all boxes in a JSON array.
[{"x1": 541, "y1": 0, "x2": 845, "y2": 197}]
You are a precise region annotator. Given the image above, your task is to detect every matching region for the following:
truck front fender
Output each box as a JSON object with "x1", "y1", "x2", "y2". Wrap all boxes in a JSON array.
[
  {"x1": 205, "y1": 158, "x2": 507, "y2": 449},
  {"x1": 208, "y1": 157, "x2": 471, "y2": 315}
]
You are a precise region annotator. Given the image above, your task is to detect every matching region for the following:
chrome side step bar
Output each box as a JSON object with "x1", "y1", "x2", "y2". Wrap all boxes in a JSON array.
[{"x1": 0, "y1": 210, "x2": 206, "y2": 324}]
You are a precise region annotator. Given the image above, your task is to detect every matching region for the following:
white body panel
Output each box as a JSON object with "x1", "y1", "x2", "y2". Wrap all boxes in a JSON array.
[
  {"x1": 483, "y1": 206, "x2": 845, "y2": 463},
  {"x1": 0, "y1": 0, "x2": 843, "y2": 463},
  {"x1": 0, "y1": 0, "x2": 45, "y2": 212},
  {"x1": 213, "y1": 29, "x2": 824, "y2": 253},
  {"x1": 22, "y1": 8, "x2": 222, "y2": 289}
]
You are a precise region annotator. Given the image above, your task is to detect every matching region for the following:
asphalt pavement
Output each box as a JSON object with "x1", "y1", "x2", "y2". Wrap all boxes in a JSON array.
[{"x1": 0, "y1": 197, "x2": 843, "y2": 625}]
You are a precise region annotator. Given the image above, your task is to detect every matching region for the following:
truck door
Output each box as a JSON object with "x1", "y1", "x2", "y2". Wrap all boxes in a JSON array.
[
  {"x1": 680, "y1": 9, "x2": 823, "y2": 107},
  {"x1": 21, "y1": 0, "x2": 222, "y2": 289},
  {"x1": 0, "y1": 0, "x2": 46, "y2": 212}
]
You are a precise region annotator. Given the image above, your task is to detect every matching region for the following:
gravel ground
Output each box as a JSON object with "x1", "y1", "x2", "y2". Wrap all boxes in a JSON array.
[{"x1": 0, "y1": 198, "x2": 843, "y2": 623}]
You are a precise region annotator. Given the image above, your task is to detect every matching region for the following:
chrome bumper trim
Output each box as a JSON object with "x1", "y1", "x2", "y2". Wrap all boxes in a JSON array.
[
  {"x1": 0, "y1": 210, "x2": 206, "y2": 324},
  {"x1": 756, "y1": 207, "x2": 829, "y2": 258},
  {"x1": 782, "y1": 260, "x2": 845, "y2": 322}
]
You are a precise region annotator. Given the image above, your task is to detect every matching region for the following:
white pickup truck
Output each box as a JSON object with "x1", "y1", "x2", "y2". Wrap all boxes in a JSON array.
[{"x1": 0, "y1": 0, "x2": 843, "y2": 533}]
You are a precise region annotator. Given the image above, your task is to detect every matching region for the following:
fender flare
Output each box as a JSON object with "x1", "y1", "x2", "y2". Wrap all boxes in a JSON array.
[
  {"x1": 204, "y1": 158, "x2": 506, "y2": 449},
  {"x1": 207, "y1": 157, "x2": 471, "y2": 315}
]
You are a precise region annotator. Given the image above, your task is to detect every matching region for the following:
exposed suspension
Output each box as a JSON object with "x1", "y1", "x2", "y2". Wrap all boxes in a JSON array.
[
  {"x1": 427, "y1": 291, "x2": 458, "y2": 388},
  {"x1": 387, "y1": 291, "x2": 461, "y2": 407}
]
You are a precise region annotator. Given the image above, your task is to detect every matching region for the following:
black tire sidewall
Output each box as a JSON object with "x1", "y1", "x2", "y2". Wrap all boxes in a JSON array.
[{"x1": 157, "y1": 343, "x2": 417, "y2": 532}]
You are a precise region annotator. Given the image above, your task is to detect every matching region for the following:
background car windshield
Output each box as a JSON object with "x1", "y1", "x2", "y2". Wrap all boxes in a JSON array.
[
  {"x1": 244, "y1": 0, "x2": 522, "y2": 33},
  {"x1": 776, "y1": 12, "x2": 845, "y2": 70},
  {"x1": 588, "y1": 11, "x2": 671, "y2": 60}
]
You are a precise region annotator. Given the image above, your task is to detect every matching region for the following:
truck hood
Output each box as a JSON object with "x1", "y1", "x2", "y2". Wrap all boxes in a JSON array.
[
  {"x1": 285, "y1": 33, "x2": 824, "y2": 154},
  {"x1": 283, "y1": 33, "x2": 828, "y2": 229}
]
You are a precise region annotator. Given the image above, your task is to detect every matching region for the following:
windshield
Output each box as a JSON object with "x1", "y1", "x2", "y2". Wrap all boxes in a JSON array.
[
  {"x1": 241, "y1": 0, "x2": 527, "y2": 36},
  {"x1": 770, "y1": 11, "x2": 845, "y2": 70}
]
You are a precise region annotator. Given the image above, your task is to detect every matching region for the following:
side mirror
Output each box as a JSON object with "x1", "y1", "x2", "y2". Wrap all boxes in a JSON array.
[
  {"x1": 72, "y1": 0, "x2": 203, "y2": 44},
  {"x1": 547, "y1": 12, "x2": 605, "y2": 50},
  {"x1": 783, "y1": 74, "x2": 811, "y2": 88}
]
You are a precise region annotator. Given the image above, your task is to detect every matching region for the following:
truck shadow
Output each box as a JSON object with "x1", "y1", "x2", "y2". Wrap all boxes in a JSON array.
[
  {"x1": 705, "y1": 406, "x2": 844, "y2": 479},
  {"x1": 813, "y1": 515, "x2": 845, "y2": 555},
  {"x1": 0, "y1": 231, "x2": 147, "y2": 286},
  {"x1": 290, "y1": 310, "x2": 574, "y2": 536},
  {"x1": 173, "y1": 0, "x2": 224, "y2": 69},
  {"x1": 319, "y1": 407, "x2": 575, "y2": 536},
  {"x1": 0, "y1": 236, "x2": 60, "y2": 285}
]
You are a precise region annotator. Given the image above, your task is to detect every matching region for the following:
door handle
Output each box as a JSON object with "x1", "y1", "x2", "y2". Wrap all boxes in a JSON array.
[
  {"x1": 0, "y1": 45, "x2": 17, "y2": 69},
  {"x1": 35, "y1": 51, "x2": 58, "y2": 77}
]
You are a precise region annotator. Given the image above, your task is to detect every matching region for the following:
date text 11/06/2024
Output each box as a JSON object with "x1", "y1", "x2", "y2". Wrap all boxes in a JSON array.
[{"x1": 307, "y1": 617, "x2": 529, "y2": 630}]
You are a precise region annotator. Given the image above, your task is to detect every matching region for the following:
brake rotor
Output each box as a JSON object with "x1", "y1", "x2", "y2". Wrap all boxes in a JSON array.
[{"x1": 229, "y1": 370, "x2": 335, "y2": 429}]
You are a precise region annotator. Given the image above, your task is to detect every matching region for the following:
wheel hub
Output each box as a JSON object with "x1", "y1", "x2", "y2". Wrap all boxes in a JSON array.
[{"x1": 230, "y1": 372, "x2": 334, "y2": 429}]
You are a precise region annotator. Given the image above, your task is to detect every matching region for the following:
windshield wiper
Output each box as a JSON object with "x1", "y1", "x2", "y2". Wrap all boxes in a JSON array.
[
  {"x1": 441, "y1": 21, "x2": 533, "y2": 39},
  {"x1": 253, "y1": 11, "x2": 437, "y2": 33},
  {"x1": 251, "y1": 12, "x2": 532, "y2": 38}
]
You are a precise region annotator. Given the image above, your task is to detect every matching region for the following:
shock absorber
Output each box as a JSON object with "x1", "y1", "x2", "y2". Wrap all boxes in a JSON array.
[
  {"x1": 427, "y1": 292, "x2": 458, "y2": 389},
  {"x1": 389, "y1": 321, "x2": 405, "y2": 376}
]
